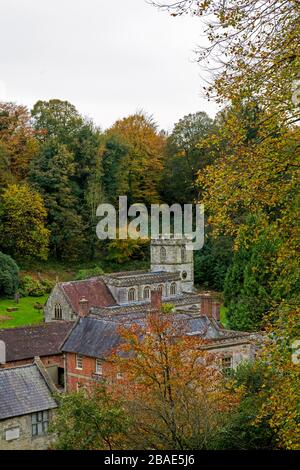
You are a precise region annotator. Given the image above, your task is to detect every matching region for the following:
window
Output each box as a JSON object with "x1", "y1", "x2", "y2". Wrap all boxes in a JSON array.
[
  {"x1": 143, "y1": 286, "x2": 150, "y2": 300},
  {"x1": 95, "y1": 359, "x2": 103, "y2": 375},
  {"x1": 160, "y1": 247, "x2": 166, "y2": 262},
  {"x1": 76, "y1": 354, "x2": 83, "y2": 370},
  {"x1": 181, "y1": 271, "x2": 187, "y2": 280},
  {"x1": 31, "y1": 411, "x2": 49, "y2": 437},
  {"x1": 128, "y1": 288, "x2": 136, "y2": 302},
  {"x1": 158, "y1": 284, "x2": 164, "y2": 296},
  {"x1": 54, "y1": 303, "x2": 62, "y2": 320},
  {"x1": 116, "y1": 372, "x2": 123, "y2": 380},
  {"x1": 222, "y1": 356, "x2": 233, "y2": 376},
  {"x1": 170, "y1": 282, "x2": 177, "y2": 296}
]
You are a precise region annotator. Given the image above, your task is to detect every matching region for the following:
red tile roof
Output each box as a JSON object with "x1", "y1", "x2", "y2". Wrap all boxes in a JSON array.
[
  {"x1": 60, "y1": 277, "x2": 116, "y2": 313},
  {"x1": 0, "y1": 322, "x2": 73, "y2": 362}
]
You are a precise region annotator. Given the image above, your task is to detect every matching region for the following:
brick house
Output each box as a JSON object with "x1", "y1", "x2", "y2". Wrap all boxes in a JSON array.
[
  {"x1": 61, "y1": 291, "x2": 257, "y2": 392},
  {"x1": 0, "y1": 322, "x2": 73, "y2": 387},
  {"x1": 0, "y1": 359, "x2": 57, "y2": 450}
]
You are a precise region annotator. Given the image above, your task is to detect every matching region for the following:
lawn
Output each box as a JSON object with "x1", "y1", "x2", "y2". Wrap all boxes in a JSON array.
[{"x1": 0, "y1": 295, "x2": 48, "y2": 329}]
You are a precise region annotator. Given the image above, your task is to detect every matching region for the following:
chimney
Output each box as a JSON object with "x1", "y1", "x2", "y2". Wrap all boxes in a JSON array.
[
  {"x1": 201, "y1": 294, "x2": 213, "y2": 317},
  {"x1": 78, "y1": 297, "x2": 89, "y2": 317},
  {"x1": 150, "y1": 289, "x2": 162, "y2": 315},
  {"x1": 212, "y1": 302, "x2": 221, "y2": 321}
]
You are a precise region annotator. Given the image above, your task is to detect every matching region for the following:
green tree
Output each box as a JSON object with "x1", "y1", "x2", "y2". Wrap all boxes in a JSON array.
[
  {"x1": 161, "y1": 111, "x2": 214, "y2": 204},
  {"x1": 51, "y1": 387, "x2": 130, "y2": 450},
  {"x1": 0, "y1": 252, "x2": 19, "y2": 297},
  {"x1": 0, "y1": 184, "x2": 49, "y2": 260}
]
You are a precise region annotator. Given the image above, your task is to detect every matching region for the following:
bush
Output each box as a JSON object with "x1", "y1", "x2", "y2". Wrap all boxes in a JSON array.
[
  {"x1": 75, "y1": 266, "x2": 104, "y2": 280},
  {"x1": 19, "y1": 275, "x2": 54, "y2": 297},
  {"x1": 0, "y1": 252, "x2": 19, "y2": 297}
]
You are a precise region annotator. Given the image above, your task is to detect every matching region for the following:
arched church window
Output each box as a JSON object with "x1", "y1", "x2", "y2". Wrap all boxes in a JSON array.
[
  {"x1": 54, "y1": 303, "x2": 62, "y2": 320},
  {"x1": 170, "y1": 282, "x2": 177, "y2": 296},
  {"x1": 128, "y1": 288, "x2": 136, "y2": 302},
  {"x1": 143, "y1": 286, "x2": 150, "y2": 300},
  {"x1": 160, "y1": 247, "x2": 166, "y2": 262},
  {"x1": 158, "y1": 284, "x2": 164, "y2": 296}
]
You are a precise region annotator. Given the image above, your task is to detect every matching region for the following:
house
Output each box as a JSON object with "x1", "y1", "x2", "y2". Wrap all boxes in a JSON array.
[
  {"x1": 0, "y1": 322, "x2": 73, "y2": 387},
  {"x1": 44, "y1": 236, "x2": 199, "y2": 322},
  {"x1": 0, "y1": 359, "x2": 58, "y2": 450},
  {"x1": 61, "y1": 290, "x2": 257, "y2": 392}
]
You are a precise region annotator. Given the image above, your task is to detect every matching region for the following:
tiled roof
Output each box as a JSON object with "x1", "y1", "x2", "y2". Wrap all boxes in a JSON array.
[
  {"x1": 62, "y1": 313, "x2": 250, "y2": 359},
  {"x1": 0, "y1": 322, "x2": 73, "y2": 362},
  {"x1": 60, "y1": 277, "x2": 116, "y2": 312},
  {"x1": 0, "y1": 364, "x2": 57, "y2": 420}
]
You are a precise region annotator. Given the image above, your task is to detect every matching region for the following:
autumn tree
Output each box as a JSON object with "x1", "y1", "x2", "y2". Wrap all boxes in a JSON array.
[
  {"x1": 0, "y1": 183, "x2": 49, "y2": 260},
  {"x1": 109, "y1": 312, "x2": 241, "y2": 450},
  {"x1": 104, "y1": 112, "x2": 166, "y2": 206},
  {"x1": 0, "y1": 102, "x2": 39, "y2": 185}
]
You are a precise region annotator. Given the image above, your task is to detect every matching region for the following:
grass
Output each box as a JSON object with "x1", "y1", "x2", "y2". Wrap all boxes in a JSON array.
[{"x1": 0, "y1": 295, "x2": 48, "y2": 329}]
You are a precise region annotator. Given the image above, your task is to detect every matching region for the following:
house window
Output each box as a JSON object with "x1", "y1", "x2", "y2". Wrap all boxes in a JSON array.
[
  {"x1": 143, "y1": 286, "x2": 150, "y2": 299},
  {"x1": 128, "y1": 288, "x2": 136, "y2": 302},
  {"x1": 170, "y1": 282, "x2": 177, "y2": 296},
  {"x1": 160, "y1": 247, "x2": 166, "y2": 262},
  {"x1": 222, "y1": 356, "x2": 233, "y2": 375},
  {"x1": 31, "y1": 410, "x2": 49, "y2": 437},
  {"x1": 54, "y1": 303, "x2": 62, "y2": 320},
  {"x1": 76, "y1": 354, "x2": 83, "y2": 370},
  {"x1": 95, "y1": 359, "x2": 103, "y2": 375}
]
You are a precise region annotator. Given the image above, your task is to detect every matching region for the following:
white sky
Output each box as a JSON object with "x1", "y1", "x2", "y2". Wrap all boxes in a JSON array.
[{"x1": 0, "y1": 0, "x2": 220, "y2": 132}]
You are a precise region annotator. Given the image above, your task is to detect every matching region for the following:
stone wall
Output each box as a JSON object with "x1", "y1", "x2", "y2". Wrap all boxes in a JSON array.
[
  {"x1": 0, "y1": 410, "x2": 55, "y2": 450},
  {"x1": 44, "y1": 285, "x2": 75, "y2": 322}
]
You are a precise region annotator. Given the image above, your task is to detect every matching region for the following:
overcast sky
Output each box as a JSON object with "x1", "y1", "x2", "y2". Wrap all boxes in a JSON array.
[{"x1": 0, "y1": 0, "x2": 219, "y2": 132}]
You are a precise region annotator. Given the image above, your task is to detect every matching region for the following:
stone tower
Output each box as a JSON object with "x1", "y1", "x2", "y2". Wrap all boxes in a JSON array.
[{"x1": 150, "y1": 236, "x2": 194, "y2": 292}]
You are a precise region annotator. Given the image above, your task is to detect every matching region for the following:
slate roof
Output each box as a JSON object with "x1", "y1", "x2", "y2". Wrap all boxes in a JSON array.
[
  {"x1": 0, "y1": 322, "x2": 73, "y2": 362},
  {"x1": 62, "y1": 313, "x2": 250, "y2": 359},
  {"x1": 60, "y1": 277, "x2": 116, "y2": 312},
  {"x1": 0, "y1": 364, "x2": 57, "y2": 420},
  {"x1": 104, "y1": 270, "x2": 180, "y2": 287}
]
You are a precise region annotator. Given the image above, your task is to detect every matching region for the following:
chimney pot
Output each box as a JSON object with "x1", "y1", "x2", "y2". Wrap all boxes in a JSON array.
[{"x1": 79, "y1": 296, "x2": 89, "y2": 317}]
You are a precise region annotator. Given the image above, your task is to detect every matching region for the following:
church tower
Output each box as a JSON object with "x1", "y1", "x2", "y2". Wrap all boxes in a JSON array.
[{"x1": 150, "y1": 236, "x2": 194, "y2": 292}]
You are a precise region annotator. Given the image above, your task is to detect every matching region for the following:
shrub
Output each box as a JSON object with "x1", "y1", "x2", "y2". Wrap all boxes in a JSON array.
[
  {"x1": 75, "y1": 266, "x2": 104, "y2": 280},
  {"x1": 0, "y1": 252, "x2": 19, "y2": 297},
  {"x1": 19, "y1": 275, "x2": 53, "y2": 297}
]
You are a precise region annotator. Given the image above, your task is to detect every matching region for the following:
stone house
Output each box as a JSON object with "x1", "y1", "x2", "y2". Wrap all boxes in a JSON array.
[
  {"x1": 61, "y1": 291, "x2": 257, "y2": 392},
  {"x1": 0, "y1": 322, "x2": 73, "y2": 387},
  {"x1": 0, "y1": 359, "x2": 57, "y2": 450}
]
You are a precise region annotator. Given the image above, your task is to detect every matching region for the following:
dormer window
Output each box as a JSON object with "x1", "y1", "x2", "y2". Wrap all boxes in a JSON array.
[
  {"x1": 128, "y1": 288, "x2": 136, "y2": 302},
  {"x1": 54, "y1": 303, "x2": 62, "y2": 320},
  {"x1": 160, "y1": 247, "x2": 166, "y2": 262}
]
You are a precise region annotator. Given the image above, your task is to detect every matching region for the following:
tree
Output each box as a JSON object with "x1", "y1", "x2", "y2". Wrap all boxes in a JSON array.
[
  {"x1": 105, "y1": 112, "x2": 166, "y2": 205},
  {"x1": 29, "y1": 138, "x2": 85, "y2": 260},
  {"x1": 108, "y1": 312, "x2": 241, "y2": 450},
  {"x1": 31, "y1": 99, "x2": 104, "y2": 260},
  {"x1": 51, "y1": 387, "x2": 130, "y2": 450},
  {"x1": 213, "y1": 361, "x2": 277, "y2": 449},
  {"x1": 0, "y1": 184, "x2": 49, "y2": 260},
  {"x1": 0, "y1": 252, "x2": 19, "y2": 297},
  {"x1": 161, "y1": 111, "x2": 214, "y2": 204},
  {"x1": 0, "y1": 102, "x2": 39, "y2": 185}
]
